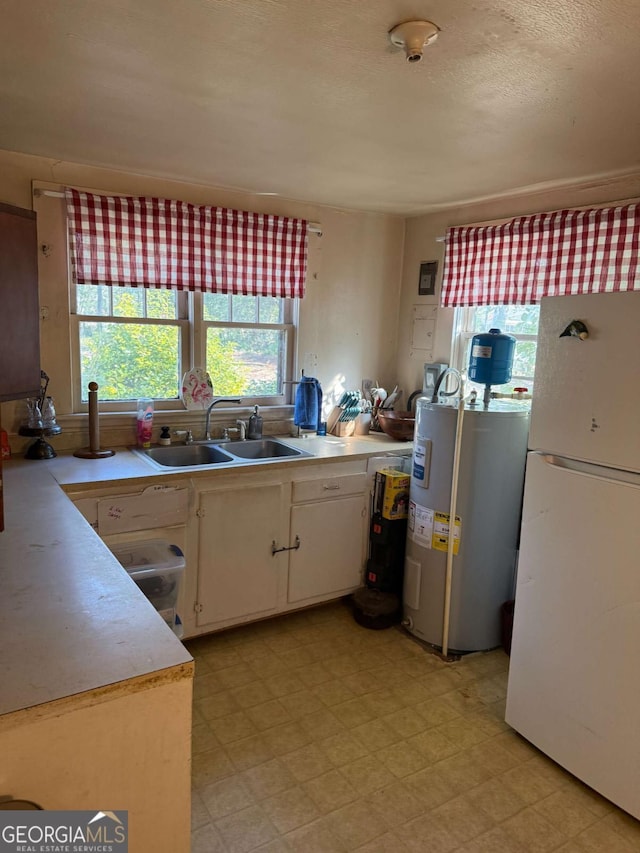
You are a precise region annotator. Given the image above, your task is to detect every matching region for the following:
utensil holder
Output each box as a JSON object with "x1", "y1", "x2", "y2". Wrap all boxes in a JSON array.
[{"x1": 354, "y1": 413, "x2": 371, "y2": 435}]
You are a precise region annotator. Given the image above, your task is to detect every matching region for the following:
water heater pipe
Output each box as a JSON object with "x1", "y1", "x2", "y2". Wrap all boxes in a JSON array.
[
  {"x1": 491, "y1": 391, "x2": 532, "y2": 400},
  {"x1": 441, "y1": 393, "x2": 465, "y2": 657}
]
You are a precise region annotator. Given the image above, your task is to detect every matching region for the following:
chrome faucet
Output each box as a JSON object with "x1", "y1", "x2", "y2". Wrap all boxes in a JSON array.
[{"x1": 204, "y1": 398, "x2": 241, "y2": 440}]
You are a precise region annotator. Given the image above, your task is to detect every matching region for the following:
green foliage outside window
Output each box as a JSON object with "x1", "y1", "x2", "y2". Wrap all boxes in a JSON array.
[
  {"x1": 80, "y1": 320, "x2": 181, "y2": 400},
  {"x1": 471, "y1": 304, "x2": 540, "y2": 336},
  {"x1": 206, "y1": 329, "x2": 282, "y2": 396},
  {"x1": 79, "y1": 292, "x2": 246, "y2": 401},
  {"x1": 205, "y1": 331, "x2": 248, "y2": 396},
  {"x1": 78, "y1": 289, "x2": 285, "y2": 402}
]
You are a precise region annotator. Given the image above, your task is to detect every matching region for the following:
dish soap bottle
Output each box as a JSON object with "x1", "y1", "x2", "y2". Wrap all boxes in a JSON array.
[
  {"x1": 247, "y1": 406, "x2": 263, "y2": 440},
  {"x1": 159, "y1": 426, "x2": 172, "y2": 446},
  {"x1": 136, "y1": 398, "x2": 154, "y2": 448}
]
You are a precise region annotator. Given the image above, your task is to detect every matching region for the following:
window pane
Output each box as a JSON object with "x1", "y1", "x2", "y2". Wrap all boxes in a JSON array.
[
  {"x1": 113, "y1": 287, "x2": 145, "y2": 318},
  {"x1": 231, "y1": 295, "x2": 257, "y2": 322},
  {"x1": 503, "y1": 305, "x2": 540, "y2": 335},
  {"x1": 471, "y1": 305, "x2": 505, "y2": 330},
  {"x1": 259, "y1": 297, "x2": 282, "y2": 324},
  {"x1": 147, "y1": 289, "x2": 177, "y2": 319},
  {"x1": 512, "y1": 340, "x2": 538, "y2": 380},
  {"x1": 79, "y1": 322, "x2": 180, "y2": 401},
  {"x1": 202, "y1": 293, "x2": 230, "y2": 321},
  {"x1": 472, "y1": 304, "x2": 540, "y2": 335},
  {"x1": 206, "y1": 327, "x2": 284, "y2": 396},
  {"x1": 76, "y1": 284, "x2": 110, "y2": 316}
]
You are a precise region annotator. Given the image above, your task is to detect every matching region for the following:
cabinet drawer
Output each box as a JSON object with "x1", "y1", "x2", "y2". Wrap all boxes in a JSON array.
[{"x1": 292, "y1": 472, "x2": 367, "y2": 503}]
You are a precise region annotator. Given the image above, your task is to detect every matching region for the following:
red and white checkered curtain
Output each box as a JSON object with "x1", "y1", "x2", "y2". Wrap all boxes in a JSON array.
[
  {"x1": 441, "y1": 204, "x2": 640, "y2": 307},
  {"x1": 65, "y1": 189, "x2": 308, "y2": 298}
]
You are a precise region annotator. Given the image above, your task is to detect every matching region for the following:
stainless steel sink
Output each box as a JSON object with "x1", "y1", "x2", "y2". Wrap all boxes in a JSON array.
[
  {"x1": 225, "y1": 439, "x2": 309, "y2": 460},
  {"x1": 131, "y1": 437, "x2": 312, "y2": 470},
  {"x1": 134, "y1": 443, "x2": 235, "y2": 468}
]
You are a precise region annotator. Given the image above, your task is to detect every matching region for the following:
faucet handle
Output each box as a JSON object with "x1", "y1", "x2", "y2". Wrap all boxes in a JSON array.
[{"x1": 174, "y1": 429, "x2": 193, "y2": 445}]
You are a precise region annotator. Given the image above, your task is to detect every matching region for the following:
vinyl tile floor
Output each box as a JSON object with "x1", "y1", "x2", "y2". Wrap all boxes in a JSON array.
[{"x1": 185, "y1": 601, "x2": 640, "y2": 852}]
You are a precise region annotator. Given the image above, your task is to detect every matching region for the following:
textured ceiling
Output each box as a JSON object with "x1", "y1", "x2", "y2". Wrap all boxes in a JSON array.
[{"x1": 1, "y1": 0, "x2": 639, "y2": 214}]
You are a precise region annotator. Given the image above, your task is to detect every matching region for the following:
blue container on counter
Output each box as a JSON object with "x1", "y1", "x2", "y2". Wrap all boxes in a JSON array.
[{"x1": 468, "y1": 328, "x2": 516, "y2": 386}]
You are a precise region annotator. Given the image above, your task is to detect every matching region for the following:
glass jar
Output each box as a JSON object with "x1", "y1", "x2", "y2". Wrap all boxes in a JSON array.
[
  {"x1": 25, "y1": 398, "x2": 43, "y2": 429},
  {"x1": 41, "y1": 396, "x2": 57, "y2": 428}
]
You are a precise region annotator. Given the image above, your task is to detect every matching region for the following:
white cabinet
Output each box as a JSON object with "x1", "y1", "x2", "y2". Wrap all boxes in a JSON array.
[
  {"x1": 192, "y1": 463, "x2": 369, "y2": 633},
  {"x1": 69, "y1": 456, "x2": 378, "y2": 637},
  {"x1": 196, "y1": 480, "x2": 289, "y2": 628},
  {"x1": 71, "y1": 481, "x2": 191, "y2": 632},
  {"x1": 288, "y1": 472, "x2": 368, "y2": 604},
  {"x1": 289, "y1": 494, "x2": 367, "y2": 602}
]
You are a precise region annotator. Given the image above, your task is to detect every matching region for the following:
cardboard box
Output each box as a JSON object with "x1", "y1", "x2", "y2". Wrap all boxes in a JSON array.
[{"x1": 375, "y1": 468, "x2": 410, "y2": 520}]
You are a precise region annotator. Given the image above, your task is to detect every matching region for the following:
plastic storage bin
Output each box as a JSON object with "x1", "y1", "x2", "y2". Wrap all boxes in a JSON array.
[{"x1": 109, "y1": 539, "x2": 184, "y2": 636}]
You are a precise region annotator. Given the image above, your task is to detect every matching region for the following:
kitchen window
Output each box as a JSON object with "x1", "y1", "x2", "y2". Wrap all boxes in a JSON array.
[
  {"x1": 200, "y1": 292, "x2": 294, "y2": 402},
  {"x1": 452, "y1": 304, "x2": 540, "y2": 391},
  {"x1": 71, "y1": 285, "x2": 295, "y2": 410},
  {"x1": 444, "y1": 204, "x2": 640, "y2": 392},
  {"x1": 73, "y1": 285, "x2": 186, "y2": 408},
  {"x1": 66, "y1": 188, "x2": 306, "y2": 412},
  {"x1": 442, "y1": 208, "x2": 623, "y2": 393}
]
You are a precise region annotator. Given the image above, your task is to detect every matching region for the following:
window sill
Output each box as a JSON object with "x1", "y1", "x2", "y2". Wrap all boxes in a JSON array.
[{"x1": 56, "y1": 405, "x2": 294, "y2": 430}]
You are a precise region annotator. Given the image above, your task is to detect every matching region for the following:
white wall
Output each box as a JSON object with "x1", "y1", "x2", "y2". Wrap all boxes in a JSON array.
[
  {"x1": 396, "y1": 173, "x2": 640, "y2": 397},
  {"x1": 0, "y1": 150, "x2": 405, "y2": 444}
]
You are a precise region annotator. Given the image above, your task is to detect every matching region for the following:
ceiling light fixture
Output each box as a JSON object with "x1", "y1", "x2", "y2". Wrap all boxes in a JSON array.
[{"x1": 388, "y1": 20, "x2": 439, "y2": 63}]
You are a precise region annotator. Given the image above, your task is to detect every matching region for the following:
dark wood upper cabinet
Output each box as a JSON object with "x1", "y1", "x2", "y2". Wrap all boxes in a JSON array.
[{"x1": 0, "y1": 201, "x2": 40, "y2": 402}]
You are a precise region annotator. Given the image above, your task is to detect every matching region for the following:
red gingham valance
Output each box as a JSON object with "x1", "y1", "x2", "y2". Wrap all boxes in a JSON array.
[
  {"x1": 65, "y1": 188, "x2": 308, "y2": 298},
  {"x1": 441, "y1": 204, "x2": 640, "y2": 307}
]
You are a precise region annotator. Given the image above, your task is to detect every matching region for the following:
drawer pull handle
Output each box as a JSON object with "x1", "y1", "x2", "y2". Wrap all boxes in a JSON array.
[
  {"x1": 323, "y1": 483, "x2": 340, "y2": 490},
  {"x1": 272, "y1": 535, "x2": 301, "y2": 556}
]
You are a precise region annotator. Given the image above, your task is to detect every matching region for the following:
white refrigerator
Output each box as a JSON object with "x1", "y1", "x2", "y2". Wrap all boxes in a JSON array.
[{"x1": 505, "y1": 291, "x2": 640, "y2": 819}]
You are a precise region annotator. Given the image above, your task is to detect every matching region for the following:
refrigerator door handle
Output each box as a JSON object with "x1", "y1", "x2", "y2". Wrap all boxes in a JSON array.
[{"x1": 539, "y1": 453, "x2": 640, "y2": 488}]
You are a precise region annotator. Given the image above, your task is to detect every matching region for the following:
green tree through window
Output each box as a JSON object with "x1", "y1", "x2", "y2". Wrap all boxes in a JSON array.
[{"x1": 75, "y1": 288, "x2": 292, "y2": 405}]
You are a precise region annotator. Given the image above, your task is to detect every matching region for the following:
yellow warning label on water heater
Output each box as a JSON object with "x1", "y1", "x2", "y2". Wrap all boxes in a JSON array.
[
  {"x1": 409, "y1": 502, "x2": 461, "y2": 553},
  {"x1": 432, "y1": 511, "x2": 461, "y2": 554}
]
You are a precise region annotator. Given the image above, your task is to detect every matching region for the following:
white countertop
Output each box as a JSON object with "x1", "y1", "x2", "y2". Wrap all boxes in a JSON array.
[
  {"x1": 0, "y1": 433, "x2": 410, "y2": 717},
  {"x1": 47, "y1": 433, "x2": 412, "y2": 488},
  {"x1": 0, "y1": 462, "x2": 193, "y2": 718}
]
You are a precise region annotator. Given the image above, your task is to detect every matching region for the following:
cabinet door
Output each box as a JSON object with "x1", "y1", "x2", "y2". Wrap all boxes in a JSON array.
[
  {"x1": 288, "y1": 494, "x2": 366, "y2": 603},
  {"x1": 196, "y1": 482, "x2": 287, "y2": 627},
  {"x1": 0, "y1": 202, "x2": 40, "y2": 402}
]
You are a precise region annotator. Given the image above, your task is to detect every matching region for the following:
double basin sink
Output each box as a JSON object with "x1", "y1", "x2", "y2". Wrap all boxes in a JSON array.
[{"x1": 132, "y1": 438, "x2": 313, "y2": 471}]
